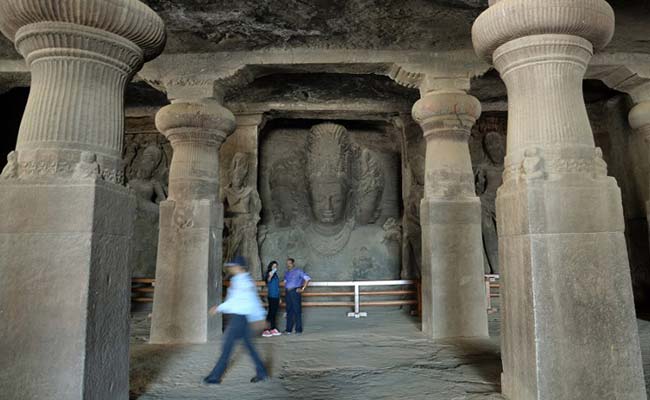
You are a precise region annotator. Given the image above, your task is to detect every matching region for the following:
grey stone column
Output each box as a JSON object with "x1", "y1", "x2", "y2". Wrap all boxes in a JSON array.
[
  {"x1": 150, "y1": 97, "x2": 236, "y2": 344},
  {"x1": 628, "y1": 85, "x2": 650, "y2": 231},
  {"x1": 473, "y1": 1, "x2": 647, "y2": 399},
  {"x1": 412, "y1": 84, "x2": 489, "y2": 339},
  {"x1": 0, "y1": 1, "x2": 165, "y2": 399}
]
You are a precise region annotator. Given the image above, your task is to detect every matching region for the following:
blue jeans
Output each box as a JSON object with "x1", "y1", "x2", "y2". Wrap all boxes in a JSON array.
[
  {"x1": 207, "y1": 314, "x2": 267, "y2": 381},
  {"x1": 285, "y1": 289, "x2": 303, "y2": 333}
]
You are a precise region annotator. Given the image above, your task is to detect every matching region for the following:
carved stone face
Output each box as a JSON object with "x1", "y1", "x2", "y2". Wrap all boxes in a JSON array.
[
  {"x1": 271, "y1": 188, "x2": 293, "y2": 226},
  {"x1": 484, "y1": 132, "x2": 506, "y2": 165},
  {"x1": 310, "y1": 180, "x2": 346, "y2": 225},
  {"x1": 135, "y1": 157, "x2": 156, "y2": 180}
]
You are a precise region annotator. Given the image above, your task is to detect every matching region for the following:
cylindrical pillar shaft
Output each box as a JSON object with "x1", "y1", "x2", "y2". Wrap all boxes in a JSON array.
[
  {"x1": 629, "y1": 99, "x2": 650, "y2": 220},
  {"x1": 473, "y1": 1, "x2": 647, "y2": 399},
  {"x1": 150, "y1": 99, "x2": 235, "y2": 344},
  {"x1": 0, "y1": 2, "x2": 165, "y2": 399},
  {"x1": 412, "y1": 89, "x2": 488, "y2": 339}
]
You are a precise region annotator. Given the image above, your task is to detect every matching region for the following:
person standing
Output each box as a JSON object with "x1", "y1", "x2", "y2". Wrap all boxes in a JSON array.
[
  {"x1": 262, "y1": 261, "x2": 282, "y2": 337},
  {"x1": 204, "y1": 256, "x2": 268, "y2": 384},
  {"x1": 283, "y1": 258, "x2": 311, "y2": 335}
]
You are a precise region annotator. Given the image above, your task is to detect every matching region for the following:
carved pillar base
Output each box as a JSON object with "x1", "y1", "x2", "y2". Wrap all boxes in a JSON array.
[
  {"x1": 150, "y1": 99, "x2": 235, "y2": 343},
  {"x1": 150, "y1": 200, "x2": 223, "y2": 343},
  {"x1": 497, "y1": 171, "x2": 645, "y2": 400},
  {"x1": 413, "y1": 88, "x2": 488, "y2": 339},
  {"x1": 0, "y1": 181, "x2": 135, "y2": 399},
  {"x1": 473, "y1": 1, "x2": 646, "y2": 398}
]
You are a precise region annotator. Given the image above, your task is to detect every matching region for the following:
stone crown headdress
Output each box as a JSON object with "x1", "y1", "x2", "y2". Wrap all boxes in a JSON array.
[
  {"x1": 306, "y1": 123, "x2": 350, "y2": 185},
  {"x1": 142, "y1": 144, "x2": 163, "y2": 166}
]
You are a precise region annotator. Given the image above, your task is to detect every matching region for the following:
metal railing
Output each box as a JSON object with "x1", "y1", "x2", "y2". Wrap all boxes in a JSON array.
[
  {"x1": 132, "y1": 276, "x2": 501, "y2": 317},
  {"x1": 308, "y1": 280, "x2": 417, "y2": 318},
  {"x1": 485, "y1": 274, "x2": 500, "y2": 314}
]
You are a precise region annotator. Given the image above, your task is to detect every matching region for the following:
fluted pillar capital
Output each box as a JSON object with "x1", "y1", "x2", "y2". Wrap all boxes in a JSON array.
[
  {"x1": 156, "y1": 99, "x2": 236, "y2": 146},
  {"x1": 0, "y1": 0, "x2": 166, "y2": 65},
  {"x1": 156, "y1": 98, "x2": 236, "y2": 202},
  {"x1": 412, "y1": 90, "x2": 481, "y2": 141},
  {"x1": 630, "y1": 101, "x2": 650, "y2": 139},
  {"x1": 411, "y1": 85, "x2": 480, "y2": 202},
  {"x1": 472, "y1": 0, "x2": 615, "y2": 63},
  {"x1": 0, "y1": 0, "x2": 166, "y2": 185}
]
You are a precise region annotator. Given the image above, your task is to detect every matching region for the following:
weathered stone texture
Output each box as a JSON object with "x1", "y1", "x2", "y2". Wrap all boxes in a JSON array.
[
  {"x1": 0, "y1": 182, "x2": 135, "y2": 399},
  {"x1": 413, "y1": 88, "x2": 488, "y2": 339},
  {"x1": 0, "y1": 1, "x2": 165, "y2": 399},
  {"x1": 473, "y1": 0, "x2": 647, "y2": 398},
  {"x1": 124, "y1": 114, "x2": 170, "y2": 278},
  {"x1": 258, "y1": 121, "x2": 401, "y2": 281},
  {"x1": 150, "y1": 99, "x2": 235, "y2": 344}
]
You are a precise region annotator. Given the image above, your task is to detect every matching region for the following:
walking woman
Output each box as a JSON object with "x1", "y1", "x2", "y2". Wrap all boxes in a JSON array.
[{"x1": 262, "y1": 261, "x2": 282, "y2": 337}]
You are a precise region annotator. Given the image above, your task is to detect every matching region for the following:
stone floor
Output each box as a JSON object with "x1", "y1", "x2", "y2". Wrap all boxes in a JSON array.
[{"x1": 130, "y1": 305, "x2": 650, "y2": 400}]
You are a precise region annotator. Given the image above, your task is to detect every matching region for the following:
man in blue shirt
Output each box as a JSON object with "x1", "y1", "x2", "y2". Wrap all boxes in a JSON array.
[
  {"x1": 204, "y1": 256, "x2": 268, "y2": 384},
  {"x1": 283, "y1": 258, "x2": 311, "y2": 334}
]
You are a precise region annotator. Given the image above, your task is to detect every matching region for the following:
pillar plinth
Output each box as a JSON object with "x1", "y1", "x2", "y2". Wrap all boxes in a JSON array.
[
  {"x1": 150, "y1": 99, "x2": 236, "y2": 344},
  {"x1": 412, "y1": 89, "x2": 488, "y2": 339},
  {"x1": 0, "y1": 2, "x2": 165, "y2": 399},
  {"x1": 473, "y1": 1, "x2": 646, "y2": 399}
]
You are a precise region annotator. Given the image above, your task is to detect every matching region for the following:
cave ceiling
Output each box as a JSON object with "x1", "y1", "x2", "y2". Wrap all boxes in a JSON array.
[{"x1": 0, "y1": 0, "x2": 648, "y2": 107}]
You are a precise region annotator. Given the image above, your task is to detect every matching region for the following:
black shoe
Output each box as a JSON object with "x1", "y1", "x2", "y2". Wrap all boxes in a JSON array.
[
  {"x1": 250, "y1": 376, "x2": 269, "y2": 383},
  {"x1": 203, "y1": 376, "x2": 221, "y2": 385},
  {"x1": 283, "y1": 331, "x2": 292, "y2": 335}
]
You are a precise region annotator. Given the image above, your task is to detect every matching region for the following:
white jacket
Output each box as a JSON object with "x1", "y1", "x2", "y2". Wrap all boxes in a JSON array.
[{"x1": 217, "y1": 272, "x2": 266, "y2": 322}]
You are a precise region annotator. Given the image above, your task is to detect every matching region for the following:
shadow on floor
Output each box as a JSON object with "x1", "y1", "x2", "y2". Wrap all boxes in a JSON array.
[{"x1": 129, "y1": 344, "x2": 187, "y2": 400}]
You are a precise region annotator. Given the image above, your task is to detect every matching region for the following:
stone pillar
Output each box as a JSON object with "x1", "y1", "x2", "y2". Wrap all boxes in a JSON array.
[
  {"x1": 628, "y1": 85, "x2": 650, "y2": 232},
  {"x1": 150, "y1": 96, "x2": 236, "y2": 344},
  {"x1": 0, "y1": 2, "x2": 165, "y2": 399},
  {"x1": 412, "y1": 81, "x2": 489, "y2": 339},
  {"x1": 473, "y1": 1, "x2": 647, "y2": 399}
]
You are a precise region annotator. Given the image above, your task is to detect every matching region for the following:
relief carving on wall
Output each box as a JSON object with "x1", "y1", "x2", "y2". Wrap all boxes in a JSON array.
[
  {"x1": 125, "y1": 143, "x2": 167, "y2": 204},
  {"x1": 473, "y1": 125, "x2": 506, "y2": 275},
  {"x1": 0, "y1": 151, "x2": 18, "y2": 179},
  {"x1": 222, "y1": 152, "x2": 262, "y2": 278},
  {"x1": 260, "y1": 122, "x2": 401, "y2": 280},
  {"x1": 72, "y1": 151, "x2": 100, "y2": 180},
  {"x1": 123, "y1": 132, "x2": 171, "y2": 278}
]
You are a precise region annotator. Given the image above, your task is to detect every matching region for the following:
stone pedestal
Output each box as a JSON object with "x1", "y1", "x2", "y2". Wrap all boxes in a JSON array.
[
  {"x1": 473, "y1": 1, "x2": 647, "y2": 399},
  {"x1": 150, "y1": 99, "x2": 236, "y2": 344},
  {"x1": 412, "y1": 88, "x2": 488, "y2": 339},
  {"x1": 0, "y1": 2, "x2": 165, "y2": 399}
]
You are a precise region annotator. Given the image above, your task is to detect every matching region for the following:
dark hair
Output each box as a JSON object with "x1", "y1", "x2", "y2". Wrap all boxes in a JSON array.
[
  {"x1": 266, "y1": 261, "x2": 278, "y2": 274},
  {"x1": 287, "y1": 258, "x2": 295, "y2": 264}
]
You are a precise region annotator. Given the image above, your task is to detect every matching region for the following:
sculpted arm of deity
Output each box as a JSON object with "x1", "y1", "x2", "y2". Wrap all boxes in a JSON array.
[
  {"x1": 153, "y1": 181, "x2": 167, "y2": 204},
  {"x1": 474, "y1": 167, "x2": 488, "y2": 196},
  {"x1": 251, "y1": 190, "x2": 262, "y2": 225}
]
